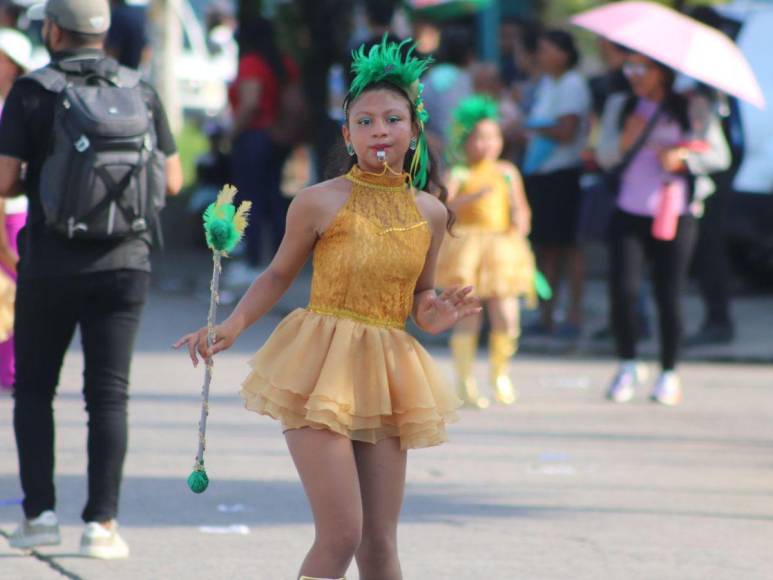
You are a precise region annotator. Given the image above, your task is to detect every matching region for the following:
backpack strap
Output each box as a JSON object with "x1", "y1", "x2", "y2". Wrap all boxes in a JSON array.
[
  {"x1": 22, "y1": 59, "x2": 143, "y2": 92},
  {"x1": 22, "y1": 66, "x2": 68, "y2": 93}
]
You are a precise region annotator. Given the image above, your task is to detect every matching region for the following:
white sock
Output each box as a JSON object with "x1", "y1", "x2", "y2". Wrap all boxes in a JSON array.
[{"x1": 620, "y1": 360, "x2": 637, "y2": 374}]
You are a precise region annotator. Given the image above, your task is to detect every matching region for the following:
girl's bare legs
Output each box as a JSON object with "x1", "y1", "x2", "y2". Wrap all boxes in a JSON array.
[
  {"x1": 286, "y1": 428, "x2": 363, "y2": 578},
  {"x1": 353, "y1": 437, "x2": 407, "y2": 580}
]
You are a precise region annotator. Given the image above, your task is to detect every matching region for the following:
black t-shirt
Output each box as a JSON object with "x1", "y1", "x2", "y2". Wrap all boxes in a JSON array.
[{"x1": 0, "y1": 49, "x2": 176, "y2": 279}]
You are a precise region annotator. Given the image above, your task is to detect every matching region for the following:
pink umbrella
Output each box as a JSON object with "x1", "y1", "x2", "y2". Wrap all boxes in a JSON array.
[{"x1": 571, "y1": 1, "x2": 765, "y2": 109}]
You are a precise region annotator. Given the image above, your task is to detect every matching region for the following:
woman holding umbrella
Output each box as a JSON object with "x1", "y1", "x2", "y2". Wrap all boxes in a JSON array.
[{"x1": 596, "y1": 50, "x2": 730, "y2": 405}]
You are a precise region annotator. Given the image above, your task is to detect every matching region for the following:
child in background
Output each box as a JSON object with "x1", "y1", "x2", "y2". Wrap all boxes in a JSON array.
[
  {"x1": 438, "y1": 95, "x2": 537, "y2": 408},
  {"x1": 0, "y1": 28, "x2": 31, "y2": 391}
]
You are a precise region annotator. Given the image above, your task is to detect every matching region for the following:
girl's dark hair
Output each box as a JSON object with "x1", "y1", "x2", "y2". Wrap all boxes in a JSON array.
[
  {"x1": 326, "y1": 81, "x2": 453, "y2": 230},
  {"x1": 619, "y1": 60, "x2": 690, "y2": 132},
  {"x1": 541, "y1": 29, "x2": 579, "y2": 69},
  {"x1": 519, "y1": 21, "x2": 542, "y2": 55},
  {"x1": 235, "y1": 16, "x2": 286, "y2": 81}
]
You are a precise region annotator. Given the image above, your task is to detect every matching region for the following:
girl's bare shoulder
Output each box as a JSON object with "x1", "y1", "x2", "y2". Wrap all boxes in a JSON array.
[
  {"x1": 291, "y1": 176, "x2": 352, "y2": 235},
  {"x1": 292, "y1": 176, "x2": 350, "y2": 211}
]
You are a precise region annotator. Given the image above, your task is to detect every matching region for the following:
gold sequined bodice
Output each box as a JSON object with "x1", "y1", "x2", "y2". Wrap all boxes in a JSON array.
[
  {"x1": 453, "y1": 160, "x2": 511, "y2": 231},
  {"x1": 307, "y1": 165, "x2": 431, "y2": 328}
]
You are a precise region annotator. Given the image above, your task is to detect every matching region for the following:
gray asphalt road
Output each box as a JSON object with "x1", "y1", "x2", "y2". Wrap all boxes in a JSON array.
[{"x1": 1, "y1": 273, "x2": 772, "y2": 579}]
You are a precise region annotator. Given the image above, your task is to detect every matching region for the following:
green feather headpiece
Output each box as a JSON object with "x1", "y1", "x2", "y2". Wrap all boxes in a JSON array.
[
  {"x1": 202, "y1": 185, "x2": 252, "y2": 254},
  {"x1": 348, "y1": 35, "x2": 434, "y2": 189},
  {"x1": 449, "y1": 94, "x2": 499, "y2": 162}
]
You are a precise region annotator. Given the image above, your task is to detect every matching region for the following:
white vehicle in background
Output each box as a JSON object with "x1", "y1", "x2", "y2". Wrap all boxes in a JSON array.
[
  {"x1": 149, "y1": 0, "x2": 237, "y2": 118},
  {"x1": 172, "y1": 0, "x2": 236, "y2": 118},
  {"x1": 13, "y1": 0, "x2": 236, "y2": 118}
]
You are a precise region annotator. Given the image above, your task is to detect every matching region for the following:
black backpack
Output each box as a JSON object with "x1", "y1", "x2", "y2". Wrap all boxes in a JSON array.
[{"x1": 26, "y1": 58, "x2": 166, "y2": 241}]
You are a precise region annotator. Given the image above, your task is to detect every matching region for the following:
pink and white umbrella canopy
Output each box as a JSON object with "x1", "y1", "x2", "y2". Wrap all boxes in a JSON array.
[{"x1": 571, "y1": 1, "x2": 765, "y2": 109}]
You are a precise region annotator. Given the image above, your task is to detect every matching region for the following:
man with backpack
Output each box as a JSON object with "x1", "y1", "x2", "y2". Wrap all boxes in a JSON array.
[{"x1": 0, "y1": 0, "x2": 182, "y2": 558}]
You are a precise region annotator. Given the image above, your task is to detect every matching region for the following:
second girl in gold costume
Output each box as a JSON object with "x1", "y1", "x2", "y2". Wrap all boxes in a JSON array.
[{"x1": 438, "y1": 95, "x2": 537, "y2": 408}]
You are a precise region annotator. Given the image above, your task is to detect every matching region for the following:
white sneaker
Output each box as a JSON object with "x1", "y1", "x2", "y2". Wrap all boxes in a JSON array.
[
  {"x1": 606, "y1": 363, "x2": 646, "y2": 403},
  {"x1": 79, "y1": 521, "x2": 130, "y2": 559},
  {"x1": 650, "y1": 372, "x2": 683, "y2": 406},
  {"x1": 8, "y1": 510, "x2": 61, "y2": 549}
]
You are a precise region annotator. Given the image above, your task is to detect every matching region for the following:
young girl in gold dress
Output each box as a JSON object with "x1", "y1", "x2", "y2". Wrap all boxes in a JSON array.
[
  {"x1": 176, "y1": 37, "x2": 479, "y2": 580},
  {"x1": 437, "y1": 95, "x2": 537, "y2": 409}
]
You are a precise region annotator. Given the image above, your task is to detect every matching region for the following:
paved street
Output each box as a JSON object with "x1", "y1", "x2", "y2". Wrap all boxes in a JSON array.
[{"x1": 1, "y1": 256, "x2": 772, "y2": 579}]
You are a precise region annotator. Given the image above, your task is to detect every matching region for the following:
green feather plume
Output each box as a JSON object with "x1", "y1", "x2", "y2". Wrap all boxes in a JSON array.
[
  {"x1": 203, "y1": 185, "x2": 252, "y2": 254},
  {"x1": 349, "y1": 36, "x2": 433, "y2": 103},
  {"x1": 452, "y1": 94, "x2": 499, "y2": 138},
  {"x1": 449, "y1": 94, "x2": 499, "y2": 163}
]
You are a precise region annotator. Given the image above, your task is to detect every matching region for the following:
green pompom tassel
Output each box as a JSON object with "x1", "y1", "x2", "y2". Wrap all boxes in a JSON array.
[
  {"x1": 534, "y1": 270, "x2": 553, "y2": 301},
  {"x1": 188, "y1": 466, "x2": 209, "y2": 494}
]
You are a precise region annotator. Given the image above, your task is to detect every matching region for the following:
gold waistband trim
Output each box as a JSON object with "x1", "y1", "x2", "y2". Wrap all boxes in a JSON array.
[{"x1": 306, "y1": 305, "x2": 405, "y2": 329}]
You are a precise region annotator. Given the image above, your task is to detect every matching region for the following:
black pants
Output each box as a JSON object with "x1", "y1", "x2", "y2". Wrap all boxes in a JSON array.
[
  {"x1": 609, "y1": 211, "x2": 697, "y2": 370},
  {"x1": 13, "y1": 270, "x2": 149, "y2": 522},
  {"x1": 525, "y1": 167, "x2": 583, "y2": 246}
]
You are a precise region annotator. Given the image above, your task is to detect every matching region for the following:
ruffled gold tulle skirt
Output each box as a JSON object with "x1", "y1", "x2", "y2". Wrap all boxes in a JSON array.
[
  {"x1": 240, "y1": 308, "x2": 461, "y2": 450},
  {"x1": 437, "y1": 227, "x2": 537, "y2": 305},
  {"x1": 0, "y1": 271, "x2": 15, "y2": 342}
]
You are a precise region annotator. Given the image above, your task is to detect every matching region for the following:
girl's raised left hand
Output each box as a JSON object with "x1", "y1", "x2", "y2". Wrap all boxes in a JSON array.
[{"x1": 415, "y1": 286, "x2": 482, "y2": 334}]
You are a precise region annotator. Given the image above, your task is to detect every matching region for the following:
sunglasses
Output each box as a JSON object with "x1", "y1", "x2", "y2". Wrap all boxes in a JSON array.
[{"x1": 622, "y1": 62, "x2": 653, "y2": 78}]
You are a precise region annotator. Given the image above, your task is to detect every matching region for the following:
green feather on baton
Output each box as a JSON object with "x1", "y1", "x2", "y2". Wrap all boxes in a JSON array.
[{"x1": 188, "y1": 185, "x2": 251, "y2": 494}]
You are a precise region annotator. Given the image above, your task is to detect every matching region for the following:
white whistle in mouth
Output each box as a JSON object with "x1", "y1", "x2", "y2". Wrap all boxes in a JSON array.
[{"x1": 376, "y1": 150, "x2": 386, "y2": 162}]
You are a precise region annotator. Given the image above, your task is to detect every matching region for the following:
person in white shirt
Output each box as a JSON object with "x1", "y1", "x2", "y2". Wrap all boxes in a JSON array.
[{"x1": 521, "y1": 29, "x2": 591, "y2": 339}]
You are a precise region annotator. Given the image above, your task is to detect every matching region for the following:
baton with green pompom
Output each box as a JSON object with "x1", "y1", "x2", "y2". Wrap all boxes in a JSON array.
[{"x1": 187, "y1": 184, "x2": 251, "y2": 494}]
